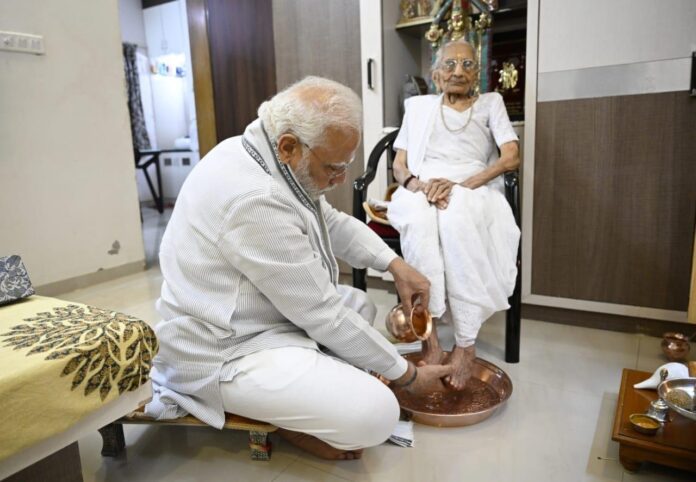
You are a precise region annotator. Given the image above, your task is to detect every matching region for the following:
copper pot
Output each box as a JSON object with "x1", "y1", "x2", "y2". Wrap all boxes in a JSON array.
[
  {"x1": 661, "y1": 332, "x2": 690, "y2": 362},
  {"x1": 385, "y1": 304, "x2": 432, "y2": 342}
]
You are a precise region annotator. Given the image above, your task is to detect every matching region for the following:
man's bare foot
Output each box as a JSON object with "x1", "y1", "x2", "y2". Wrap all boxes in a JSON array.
[
  {"x1": 443, "y1": 345, "x2": 476, "y2": 390},
  {"x1": 277, "y1": 428, "x2": 363, "y2": 460},
  {"x1": 420, "y1": 319, "x2": 445, "y2": 365}
]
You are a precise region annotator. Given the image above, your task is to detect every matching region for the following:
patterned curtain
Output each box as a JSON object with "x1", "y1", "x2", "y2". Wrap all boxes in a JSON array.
[{"x1": 122, "y1": 43, "x2": 151, "y2": 151}]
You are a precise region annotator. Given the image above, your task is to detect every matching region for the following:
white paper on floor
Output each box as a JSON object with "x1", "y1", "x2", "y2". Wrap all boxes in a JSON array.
[{"x1": 388, "y1": 420, "x2": 415, "y2": 447}]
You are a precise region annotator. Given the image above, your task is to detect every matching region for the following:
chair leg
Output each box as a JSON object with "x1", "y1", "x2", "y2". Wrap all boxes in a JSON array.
[
  {"x1": 249, "y1": 431, "x2": 272, "y2": 461},
  {"x1": 505, "y1": 261, "x2": 521, "y2": 363},
  {"x1": 353, "y1": 268, "x2": 367, "y2": 291},
  {"x1": 98, "y1": 423, "x2": 125, "y2": 457}
]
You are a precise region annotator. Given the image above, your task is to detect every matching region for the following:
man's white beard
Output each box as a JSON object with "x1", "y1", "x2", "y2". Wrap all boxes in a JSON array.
[{"x1": 292, "y1": 153, "x2": 337, "y2": 200}]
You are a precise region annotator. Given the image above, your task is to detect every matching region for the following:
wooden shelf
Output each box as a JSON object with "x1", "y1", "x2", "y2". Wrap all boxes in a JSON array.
[{"x1": 395, "y1": 16, "x2": 434, "y2": 38}]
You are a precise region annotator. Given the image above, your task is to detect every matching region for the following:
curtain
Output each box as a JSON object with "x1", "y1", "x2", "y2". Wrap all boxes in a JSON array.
[{"x1": 122, "y1": 42, "x2": 152, "y2": 151}]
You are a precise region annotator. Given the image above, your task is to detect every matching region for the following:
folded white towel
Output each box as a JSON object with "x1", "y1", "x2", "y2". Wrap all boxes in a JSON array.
[{"x1": 388, "y1": 420, "x2": 415, "y2": 447}]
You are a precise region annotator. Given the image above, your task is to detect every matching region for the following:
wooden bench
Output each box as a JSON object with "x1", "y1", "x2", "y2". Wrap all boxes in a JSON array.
[{"x1": 99, "y1": 405, "x2": 278, "y2": 461}]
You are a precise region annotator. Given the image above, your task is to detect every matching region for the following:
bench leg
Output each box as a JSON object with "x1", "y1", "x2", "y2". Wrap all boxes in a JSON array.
[
  {"x1": 249, "y1": 431, "x2": 272, "y2": 461},
  {"x1": 98, "y1": 423, "x2": 125, "y2": 457}
]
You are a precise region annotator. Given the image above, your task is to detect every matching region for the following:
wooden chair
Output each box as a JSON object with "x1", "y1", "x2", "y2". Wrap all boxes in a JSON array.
[{"x1": 352, "y1": 129, "x2": 522, "y2": 363}]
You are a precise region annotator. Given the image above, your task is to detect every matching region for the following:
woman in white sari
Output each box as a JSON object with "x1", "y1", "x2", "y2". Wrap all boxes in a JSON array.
[{"x1": 388, "y1": 39, "x2": 520, "y2": 390}]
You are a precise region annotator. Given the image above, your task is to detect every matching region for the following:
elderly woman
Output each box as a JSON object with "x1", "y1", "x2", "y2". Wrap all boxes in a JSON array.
[{"x1": 387, "y1": 39, "x2": 520, "y2": 390}]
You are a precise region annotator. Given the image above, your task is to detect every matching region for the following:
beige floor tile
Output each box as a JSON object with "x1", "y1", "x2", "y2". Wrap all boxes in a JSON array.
[
  {"x1": 274, "y1": 460, "x2": 353, "y2": 482},
  {"x1": 285, "y1": 381, "x2": 625, "y2": 482},
  {"x1": 487, "y1": 319, "x2": 639, "y2": 398}
]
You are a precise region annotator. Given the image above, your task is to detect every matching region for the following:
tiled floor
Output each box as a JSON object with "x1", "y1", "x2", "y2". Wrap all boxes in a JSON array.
[{"x1": 61, "y1": 207, "x2": 694, "y2": 482}]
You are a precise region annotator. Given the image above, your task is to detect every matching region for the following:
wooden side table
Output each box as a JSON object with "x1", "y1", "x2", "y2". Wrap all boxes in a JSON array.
[{"x1": 612, "y1": 368, "x2": 696, "y2": 472}]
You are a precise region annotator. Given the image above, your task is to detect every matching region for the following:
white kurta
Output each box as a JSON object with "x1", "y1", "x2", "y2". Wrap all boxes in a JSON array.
[
  {"x1": 387, "y1": 93, "x2": 520, "y2": 347},
  {"x1": 145, "y1": 119, "x2": 407, "y2": 432}
]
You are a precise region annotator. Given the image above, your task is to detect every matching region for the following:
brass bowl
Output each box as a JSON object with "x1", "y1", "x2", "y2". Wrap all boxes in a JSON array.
[
  {"x1": 658, "y1": 377, "x2": 696, "y2": 421},
  {"x1": 385, "y1": 304, "x2": 432, "y2": 343},
  {"x1": 661, "y1": 332, "x2": 690, "y2": 362},
  {"x1": 628, "y1": 414, "x2": 661, "y2": 435},
  {"x1": 392, "y1": 353, "x2": 513, "y2": 427}
]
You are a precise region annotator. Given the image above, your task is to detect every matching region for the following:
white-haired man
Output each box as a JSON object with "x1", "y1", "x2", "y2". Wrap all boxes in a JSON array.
[{"x1": 145, "y1": 76, "x2": 452, "y2": 460}]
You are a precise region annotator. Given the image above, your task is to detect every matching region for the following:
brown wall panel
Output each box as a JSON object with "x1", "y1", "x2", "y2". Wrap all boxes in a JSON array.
[
  {"x1": 207, "y1": 0, "x2": 277, "y2": 140},
  {"x1": 272, "y1": 0, "x2": 363, "y2": 220},
  {"x1": 532, "y1": 91, "x2": 696, "y2": 311},
  {"x1": 186, "y1": 0, "x2": 217, "y2": 157}
]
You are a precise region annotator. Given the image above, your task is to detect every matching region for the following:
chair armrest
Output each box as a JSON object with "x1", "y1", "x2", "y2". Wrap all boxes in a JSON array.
[
  {"x1": 353, "y1": 169, "x2": 375, "y2": 194},
  {"x1": 353, "y1": 130, "x2": 400, "y2": 222}
]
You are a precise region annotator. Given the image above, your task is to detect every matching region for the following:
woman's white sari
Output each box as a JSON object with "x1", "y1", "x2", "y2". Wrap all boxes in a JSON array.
[{"x1": 388, "y1": 92, "x2": 520, "y2": 347}]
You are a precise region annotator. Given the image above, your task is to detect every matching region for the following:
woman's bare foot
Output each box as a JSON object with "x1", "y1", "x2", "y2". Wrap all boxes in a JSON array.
[
  {"x1": 277, "y1": 428, "x2": 363, "y2": 460},
  {"x1": 443, "y1": 345, "x2": 476, "y2": 390},
  {"x1": 420, "y1": 320, "x2": 445, "y2": 365}
]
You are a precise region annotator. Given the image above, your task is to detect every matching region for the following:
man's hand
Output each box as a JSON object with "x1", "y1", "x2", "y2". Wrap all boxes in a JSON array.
[
  {"x1": 408, "y1": 363, "x2": 453, "y2": 394},
  {"x1": 392, "y1": 361, "x2": 452, "y2": 395},
  {"x1": 387, "y1": 258, "x2": 430, "y2": 315}
]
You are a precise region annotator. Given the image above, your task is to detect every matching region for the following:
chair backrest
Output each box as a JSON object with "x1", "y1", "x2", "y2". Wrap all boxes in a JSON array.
[{"x1": 352, "y1": 129, "x2": 400, "y2": 222}]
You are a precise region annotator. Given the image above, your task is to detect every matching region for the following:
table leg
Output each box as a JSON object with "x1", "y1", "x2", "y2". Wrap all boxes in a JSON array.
[
  {"x1": 153, "y1": 153, "x2": 163, "y2": 213},
  {"x1": 619, "y1": 445, "x2": 642, "y2": 472}
]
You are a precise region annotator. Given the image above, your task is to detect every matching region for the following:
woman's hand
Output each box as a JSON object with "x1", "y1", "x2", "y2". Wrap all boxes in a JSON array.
[
  {"x1": 423, "y1": 178, "x2": 455, "y2": 209},
  {"x1": 460, "y1": 174, "x2": 486, "y2": 190}
]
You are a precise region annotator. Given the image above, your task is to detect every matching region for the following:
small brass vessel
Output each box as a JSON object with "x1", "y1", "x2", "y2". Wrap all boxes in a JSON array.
[
  {"x1": 628, "y1": 414, "x2": 661, "y2": 435},
  {"x1": 385, "y1": 304, "x2": 433, "y2": 343}
]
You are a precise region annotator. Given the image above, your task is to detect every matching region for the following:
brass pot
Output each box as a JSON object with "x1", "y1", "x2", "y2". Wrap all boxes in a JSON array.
[
  {"x1": 661, "y1": 332, "x2": 690, "y2": 362},
  {"x1": 385, "y1": 304, "x2": 432, "y2": 342}
]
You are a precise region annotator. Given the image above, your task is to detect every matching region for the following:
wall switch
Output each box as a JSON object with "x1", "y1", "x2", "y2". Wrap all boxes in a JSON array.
[{"x1": 0, "y1": 31, "x2": 45, "y2": 55}]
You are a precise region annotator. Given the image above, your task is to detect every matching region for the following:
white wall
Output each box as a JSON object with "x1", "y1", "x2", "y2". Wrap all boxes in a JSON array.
[
  {"x1": 0, "y1": 0, "x2": 145, "y2": 287},
  {"x1": 537, "y1": 0, "x2": 696, "y2": 101},
  {"x1": 118, "y1": 0, "x2": 147, "y2": 48},
  {"x1": 539, "y1": 0, "x2": 696, "y2": 73}
]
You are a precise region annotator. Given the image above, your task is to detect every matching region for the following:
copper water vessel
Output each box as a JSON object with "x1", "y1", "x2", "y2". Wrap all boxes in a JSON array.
[
  {"x1": 661, "y1": 332, "x2": 691, "y2": 362},
  {"x1": 385, "y1": 304, "x2": 432, "y2": 342}
]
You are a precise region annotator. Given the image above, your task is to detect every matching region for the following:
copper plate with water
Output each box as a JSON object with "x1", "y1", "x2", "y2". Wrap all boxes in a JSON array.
[{"x1": 393, "y1": 353, "x2": 513, "y2": 427}]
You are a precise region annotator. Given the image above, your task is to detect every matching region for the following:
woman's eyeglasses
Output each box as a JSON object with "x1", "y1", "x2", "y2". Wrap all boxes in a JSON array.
[{"x1": 441, "y1": 58, "x2": 478, "y2": 73}]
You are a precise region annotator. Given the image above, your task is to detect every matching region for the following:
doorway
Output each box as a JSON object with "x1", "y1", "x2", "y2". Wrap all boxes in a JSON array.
[{"x1": 118, "y1": 0, "x2": 199, "y2": 265}]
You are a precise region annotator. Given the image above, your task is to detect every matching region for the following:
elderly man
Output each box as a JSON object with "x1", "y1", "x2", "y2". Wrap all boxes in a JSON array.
[{"x1": 145, "y1": 76, "x2": 452, "y2": 460}]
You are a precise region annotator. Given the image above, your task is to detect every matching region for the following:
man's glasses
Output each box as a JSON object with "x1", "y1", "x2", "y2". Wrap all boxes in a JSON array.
[
  {"x1": 441, "y1": 58, "x2": 478, "y2": 73},
  {"x1": 303, "y1": 143, "x2": 352, "y2": 180}
]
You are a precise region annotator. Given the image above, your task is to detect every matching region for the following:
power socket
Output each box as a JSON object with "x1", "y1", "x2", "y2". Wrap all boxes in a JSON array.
[{"x1": 0, "y1": 31, "x2": 45, "y2": 55}]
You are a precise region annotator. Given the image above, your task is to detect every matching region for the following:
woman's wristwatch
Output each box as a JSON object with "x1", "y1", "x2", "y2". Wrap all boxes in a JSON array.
[{"x1": 402, "y1": 174, "x2": 417, "y2": 189}]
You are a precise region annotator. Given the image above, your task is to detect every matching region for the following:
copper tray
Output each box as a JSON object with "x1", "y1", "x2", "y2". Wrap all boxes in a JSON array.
[{"x1": 393, "y1": 354, "x2": 513, "y2": 427}]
